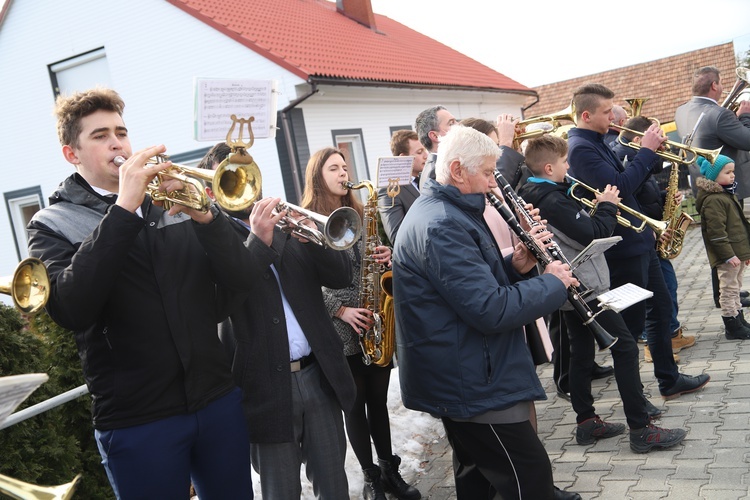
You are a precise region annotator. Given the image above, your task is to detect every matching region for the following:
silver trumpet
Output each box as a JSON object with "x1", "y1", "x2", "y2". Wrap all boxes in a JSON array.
[{"x1": 274, "y1": 202, "x2": 362, "y2": 251}]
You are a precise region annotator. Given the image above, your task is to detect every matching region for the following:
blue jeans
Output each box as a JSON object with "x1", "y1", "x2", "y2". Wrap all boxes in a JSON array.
[{"x1": 95, "y1": 388, "x2": 252, "y2": 500}]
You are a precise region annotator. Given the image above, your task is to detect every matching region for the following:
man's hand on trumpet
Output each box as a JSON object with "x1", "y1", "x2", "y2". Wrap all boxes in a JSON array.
[
  {"x1": 639, "y1": 123, "x2": 668, "y2": 152},
  {"x1": 250, "y1": 197, "x2": 285, "y2": 246},
  {"x1": 115, "y1": 144, "x2": 170, "y2": 214}
]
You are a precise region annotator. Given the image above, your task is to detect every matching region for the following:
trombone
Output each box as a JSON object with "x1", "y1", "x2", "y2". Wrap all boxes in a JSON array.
[
  {"x1": 0, "y1": 258, "x2": 49, "y2": 315},
  {"x1": 565, "y1": 175, "x2": 668, "y2": 236},
  {"x1": 113, "y1": 154, "x2": 262, "y2": 213},
  {"x1": 610, "y1": 124, "x2": 723, "y2": 165},
  {"x1": 274, "y1": 202, "x2": 362, "y2": 251}
]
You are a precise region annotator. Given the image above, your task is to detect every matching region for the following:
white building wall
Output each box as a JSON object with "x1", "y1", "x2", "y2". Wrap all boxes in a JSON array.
[
  {"x1": 0, "y1": 0, "x2": 304, "y2": 283},
  {"x1": 300, "y1": 85, "x2": 528, "y2": 178}
]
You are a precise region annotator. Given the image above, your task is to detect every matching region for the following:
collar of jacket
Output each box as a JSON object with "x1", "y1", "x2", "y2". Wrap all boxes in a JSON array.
[
  {"x1": 48, "y1": 173, "x2": 112, "y2": 212},
  {"x1": 568, "y1": 127, "x2": 607, "y2": 143},
  {"x1": 422, "y1": 177, "x2": 486, "y2": 214}
]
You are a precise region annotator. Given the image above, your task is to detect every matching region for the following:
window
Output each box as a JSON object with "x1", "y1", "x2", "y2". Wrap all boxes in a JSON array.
[
  {"x1": 49, "y1": 47, "x2": 112, "y2": 98},
  {"x1": 331, "y1": 129, "x2": 370, "y2": 184},
  {"x1": 5, "y1": 187, "x2": 44, "y2": 260},
  {"x1": 389, "y1": 125, "x2": 412, "y2": 136}
]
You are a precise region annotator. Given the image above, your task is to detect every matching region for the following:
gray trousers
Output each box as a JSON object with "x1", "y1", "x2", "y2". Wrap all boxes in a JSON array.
[{"x1": 251, "y1": 361, "x2": 349, "y2": 499}]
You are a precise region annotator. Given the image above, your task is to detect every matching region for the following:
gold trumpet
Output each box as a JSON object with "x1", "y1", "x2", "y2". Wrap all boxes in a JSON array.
[
  {"x1": 565, "y1": 175, "x2": 668, "y2": 235},
  {"x1": 610, "y1": 124, "x2": 722, "y2": 165},
  {"x1": 0, "y1": 258, "x2": 50, "y2": 315},
  {"x1": 113, "y1": 154, "x2": 261, "y2": 213},
  {"x1": 0, "y1": 472, "x2": 80, "y2": 500},
  {"x1": 513, "y1": 102, "x2": 577, "y2": 148},
  {"x1": 274, "y1": 202, "x2": 362, "y2": 251}
]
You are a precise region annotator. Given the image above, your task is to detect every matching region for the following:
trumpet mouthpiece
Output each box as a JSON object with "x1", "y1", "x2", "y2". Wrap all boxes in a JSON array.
[{"x1": 113, "y1": 156, "x2": 126, "y2": 166}]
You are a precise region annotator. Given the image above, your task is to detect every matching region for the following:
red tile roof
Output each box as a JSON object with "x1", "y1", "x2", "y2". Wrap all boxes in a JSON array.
[
  {"x1": 524, "y1": 42, "x2": 737, "y2": 125},
  {"x1": 166, "y1": 0, "x2": 534, "y2": 94}
]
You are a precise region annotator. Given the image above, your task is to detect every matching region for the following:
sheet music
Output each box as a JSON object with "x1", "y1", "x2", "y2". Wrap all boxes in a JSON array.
[
  {"x1": 597, "y1": 283, "x2": 653, "y2": 313},
  {"x1": 0, "y1": 373, "x2": 48, "y2": 425},
  {"x1": 570, "y1": 236, "x2": 622, "y2": 270}
]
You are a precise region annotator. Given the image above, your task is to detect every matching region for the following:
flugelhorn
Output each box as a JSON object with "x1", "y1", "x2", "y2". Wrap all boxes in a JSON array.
[
  {"x1": 610, "y1": 124, "x2": 722, "y2": 165},
  {"x1": 565, "y1": 175, "x2": 668, "y2": 236},
  {"x1": 113, "y1": 154, "x2": 261, "y2": 213},
  {"x1": 513, "y1": 102, "x2": 577, "y2": 148},
  {"x1": 274, "y1": 202, "x2": 362, "y2": 251},
  {"x1": 0, "y1": 258, "x2": 49, "y2": 315},
  {"x1": 0, "y1": 472, "x2": 81, "y2": 500}
]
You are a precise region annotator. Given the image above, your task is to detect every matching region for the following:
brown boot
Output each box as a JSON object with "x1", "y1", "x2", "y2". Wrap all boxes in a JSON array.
[
  {"x1": 644, "y1": 345, "x2": 679, "y2": 363},
  {"x1": 671, "y1": 327, "x2": 695, "y2": 353}
]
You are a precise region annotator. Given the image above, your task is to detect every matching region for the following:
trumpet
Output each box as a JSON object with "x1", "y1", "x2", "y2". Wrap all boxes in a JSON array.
[
  {"x1": 610, "y1": 124, "x2": 722, "y2": 165},
  {"x1": 565, "y1": 175, "x2": 668, "y2": 236},
  {"x1": 513, "y1": 102, "x2": 577, "y2": 148},
  {"x1": 0, "y1": 472, "x2": 81, "y2": 500},
  {"x1": 113, "y1": 154, "x2": 261, "y2": 213},
  {"x1": 274, "y1": 202, "x2": 362, "y2": 251},
  {"x1": 0, "y1": 258, "x2": 50, "y2": 315}
]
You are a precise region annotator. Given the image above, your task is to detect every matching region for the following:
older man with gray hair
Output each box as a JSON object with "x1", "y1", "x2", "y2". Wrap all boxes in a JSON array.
[{"x1": 393, "y1": 124, "x2": 580, "y2": 500}]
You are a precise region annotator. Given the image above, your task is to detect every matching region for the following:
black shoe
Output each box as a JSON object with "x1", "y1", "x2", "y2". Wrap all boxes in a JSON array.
[
  {"x1": 554, "y1": 485, "x2": 582, "y2": 500},
  {"x1": 556, "y1": 388, "x2": 571, "y2": 401},
  {"x1": 723, "y1": 315, "x2": 750, "y2": 340},
  {"x1": 739, "y1": 311, "x2": 750, "y2": 328},
  {"x1": 742, "y1": 297, "x2": 750, "y2": 308},
  {"x1": 644, "y1": 398, "x2": 663, "y2": 420},
  {"x1": 591, "y1": 363, "x2": 614, "y2": 380},
  {"x1": 741, "y1": 290, "x2": 749, "y2": 298},
  {"x1": 630, "y1": 424, "x2": 687, "y2": 453},
  {"x1": 378, "y1": 455, "x2": 421, "y2": 500},
  {"x1": 363, "y1": 466, "x2": 387, "y2": 500},
  {"x1": 660, "y1": 373, "x2": 710, "y2": 400},
  {"x1": 575, "y1": 416, "x2": 626, "y2": 445}
]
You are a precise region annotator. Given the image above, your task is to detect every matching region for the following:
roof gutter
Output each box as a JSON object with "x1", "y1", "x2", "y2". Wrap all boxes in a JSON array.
[
  {"x1": 281, "y1": 81, "x2": 318, "y2": 201},
  {"x1": 309, "y1": 76, "x2": 538, "y2": 97}
]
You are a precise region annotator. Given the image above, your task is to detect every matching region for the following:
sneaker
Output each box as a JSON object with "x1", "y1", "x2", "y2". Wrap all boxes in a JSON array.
[
  {"x1": 660, "y1": 373, "x2": 710, "y2": 400},
  {"x1": 644, "y1": 345, "x2": 680, "y2": 363},
  {"x1": 671, "y1": 328, "x2": 695, "y2": 353},
  {"x1": 575, "y1": 416, "x2": 626, "y2": 445},
  {"x1": 630, "y1": 424, "x2": 687, "y2": 453},
  {"x1": 637, "y1": 332, "x2": 647, "y2": 344}
]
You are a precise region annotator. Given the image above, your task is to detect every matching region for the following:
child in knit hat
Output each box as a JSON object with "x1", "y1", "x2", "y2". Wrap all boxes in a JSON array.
[{"x1": 695, "y1": 154, "x2": 750, "y2": 340}]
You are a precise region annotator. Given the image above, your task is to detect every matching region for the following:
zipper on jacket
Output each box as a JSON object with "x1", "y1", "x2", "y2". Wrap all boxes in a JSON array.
[
  {"x1": 482, "y1": 336, "x2": 491, "y2": 383},
  {"x1": 102, "y1": 326, "x2": 112, "y2": 350}
]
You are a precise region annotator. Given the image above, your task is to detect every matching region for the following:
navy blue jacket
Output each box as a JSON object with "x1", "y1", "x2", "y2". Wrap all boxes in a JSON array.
[
  {"x1": 393, "y1": 179, "x2": 568, "y2": 418},
  {"x1": 568, "y1": 127, "x2": 659, "y2": 259}
]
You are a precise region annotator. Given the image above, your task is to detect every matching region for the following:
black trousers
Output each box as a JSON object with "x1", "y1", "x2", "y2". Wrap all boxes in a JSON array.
[
  {"x1": 549, "y1": 310, "x2": 569, "y2": 393},
  {"x1": 606, "y1": 249, "x2": 680, "y2": 392},
  {"x1": 441, "y1": 418, "x2": 554, "y2": 500},
  {"x1": 563, "y1": 306, "x2": 649, "y2": 429}
]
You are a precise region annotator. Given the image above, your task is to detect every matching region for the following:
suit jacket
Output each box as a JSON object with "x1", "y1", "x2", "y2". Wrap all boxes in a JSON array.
[
  {"x1": 674, "y1": 97, "x2": 750, "y2": 198},
  {"x1": 221, "y1": 222, "x2": 356, "y2": 443},
  {"x1": 377, "y1": 183, "x2": 420, "y2": 244}
]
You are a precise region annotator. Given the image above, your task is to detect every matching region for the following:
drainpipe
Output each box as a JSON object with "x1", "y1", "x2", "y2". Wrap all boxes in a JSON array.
[
  {"x1": 521, "y1": 93, "x2": 540, "y2": 119},
  {"x1": 281, "y1": 82, "x2": 318, "y2": 202}
]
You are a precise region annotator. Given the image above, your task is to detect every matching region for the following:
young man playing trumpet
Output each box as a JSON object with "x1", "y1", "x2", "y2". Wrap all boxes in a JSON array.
[
  {"x1": 518, "y1": 135, "x2": 687, "y2": 452},
  {"x1": 27, "y1": 88, "x2": 255, "y2": 498},
  {"x1": 567, "y1": 83, "x2": 710, "y2": 401}
]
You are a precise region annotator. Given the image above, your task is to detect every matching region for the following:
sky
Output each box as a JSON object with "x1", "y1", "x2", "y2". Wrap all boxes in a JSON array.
[{"x1": 370, "y1": 0, "x2": 750, "y2": 88}]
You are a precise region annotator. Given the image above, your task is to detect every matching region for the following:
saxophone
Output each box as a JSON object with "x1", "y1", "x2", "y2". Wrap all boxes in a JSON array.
[
  {"x1": 343, "y1": 180, "x2": 395, "y2": 366},
  {"x1": 656, "y1": 162, "x2": 694, "y2": 259}
]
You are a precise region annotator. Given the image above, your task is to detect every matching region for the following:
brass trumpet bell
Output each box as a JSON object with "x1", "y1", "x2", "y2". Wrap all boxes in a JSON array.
[
  {"x1": 624, "y1": 97, "x2": 648, "y2": 117},
  {"x1": 610, "y1": 124, "x2": 723, "y2": 165},
  {"x1": 0, "y1": 472, "x2": 80, "y2": 500},
  {"x1": 0, "y1": 258, "x2": 50, "y2": 315},
  {"x1": 721, "y1": 67, "x2": 750, "y2": 111},
  {"x1": 513, "y1": 102, "x2": 577, "y2": 148}
]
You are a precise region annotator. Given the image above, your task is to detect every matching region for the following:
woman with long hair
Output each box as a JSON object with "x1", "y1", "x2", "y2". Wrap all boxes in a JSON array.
[{"x1": 301, "y1": 148, "x2": 421, "y2": 500}]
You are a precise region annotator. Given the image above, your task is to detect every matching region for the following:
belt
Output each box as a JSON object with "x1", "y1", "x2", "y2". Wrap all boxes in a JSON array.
[{"x1": 290, "y1": 353, "x2": 316, "y2": 372}]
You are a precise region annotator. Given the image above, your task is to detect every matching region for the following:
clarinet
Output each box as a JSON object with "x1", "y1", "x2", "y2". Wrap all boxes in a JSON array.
[{"x1": 486, "y1": 181, "x2": 617, "y2": 351}]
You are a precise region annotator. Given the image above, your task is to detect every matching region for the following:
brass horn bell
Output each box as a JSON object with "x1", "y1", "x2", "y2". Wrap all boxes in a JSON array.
[{"x1": 0, "y1": 258, "x2": 50, "y2": 315}]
